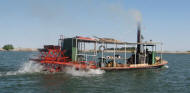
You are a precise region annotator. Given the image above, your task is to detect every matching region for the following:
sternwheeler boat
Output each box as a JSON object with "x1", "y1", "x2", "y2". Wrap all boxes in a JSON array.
[{"x1": 31, "y1": 25, "x2": 168, "y2": 72}]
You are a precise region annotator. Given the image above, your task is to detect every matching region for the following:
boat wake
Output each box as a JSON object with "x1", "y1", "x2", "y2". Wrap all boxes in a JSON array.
[
  {"x1": 0, "y1": 61, "x2": 44, "y2": 76},
  {"x1": 0, "y1": 61, "x2": 105, "y2": 77},
  {"x1": 65, "y1": 67, "x2": 105, "y2": 77}
]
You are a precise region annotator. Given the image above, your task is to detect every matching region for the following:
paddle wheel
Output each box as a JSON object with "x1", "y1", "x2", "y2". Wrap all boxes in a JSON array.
[
  {"x1": 38, "y1": 45, "x2": 69, "y2": 72},
  {"x1": 36, "y1": 45, "x2": 97, "y2": 72},
  {"x1": 40, "y1": 45, "x2": 70, "y2": 63}
]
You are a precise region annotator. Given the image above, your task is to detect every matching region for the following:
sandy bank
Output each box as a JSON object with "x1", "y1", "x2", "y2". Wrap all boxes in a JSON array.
[{"x1": 0, "y1": 48, "x2": 38, "y2": 52}]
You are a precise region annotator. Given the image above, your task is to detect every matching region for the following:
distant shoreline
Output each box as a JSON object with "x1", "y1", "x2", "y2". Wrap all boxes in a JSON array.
[
  {"x1": 159, "y1": 51, "x2": 190, "y2": 54},
  {"x1": 0, "y1": 48, "x2": 38, "y2": 52},
  {"x1": 86, "y1": 50, "x2": 190, "y2": 54}
]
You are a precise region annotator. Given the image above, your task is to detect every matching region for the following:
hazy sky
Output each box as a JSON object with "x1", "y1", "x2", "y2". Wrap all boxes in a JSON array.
[{"x1": 0, "y1": 0, "x2": 189, "y2": 51}]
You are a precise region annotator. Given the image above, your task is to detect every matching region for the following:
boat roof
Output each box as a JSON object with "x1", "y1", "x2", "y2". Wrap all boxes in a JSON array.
[
  {"x1": 75, "y1": 36, "x2": 126, "y2": 44},
  {"x1": 66, "y1": 36, "x2": 161, "y2": 45}
]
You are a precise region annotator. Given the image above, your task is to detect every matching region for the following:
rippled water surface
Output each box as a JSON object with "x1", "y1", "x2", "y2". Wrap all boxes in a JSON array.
[{"x1": 0, "y1": 51, "x2": 190, "y2": 93}]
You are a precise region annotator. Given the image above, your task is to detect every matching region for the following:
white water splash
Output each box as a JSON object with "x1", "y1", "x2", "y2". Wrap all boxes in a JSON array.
[
  {"x1": 65, "y1": 67, "x2": 105, "y2": 77},
  {"x1": 0, "y1": 61, "x2": 105, "y2": 77},
  {"x1": 3, "y1": 61, "x2": 44, "y2": 76},
  {"x1": 164, "y1": 65, "x2": 169, "y2": 69}
]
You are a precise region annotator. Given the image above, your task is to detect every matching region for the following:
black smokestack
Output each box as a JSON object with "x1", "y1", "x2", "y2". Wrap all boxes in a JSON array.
[
  {"x1": 136, "y1": 23, "x2": 142, "y2": 64},
  {"x1": 137, "y1": 23, "x2": 141, "y2": 54}
]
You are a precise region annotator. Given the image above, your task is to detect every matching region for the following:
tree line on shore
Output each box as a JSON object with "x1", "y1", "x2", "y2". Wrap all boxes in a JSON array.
[
  {"x1": 2, "y1": 44, "x2": 14, "y2": 51},
  {"x1": 105, "y1": 47, "x2": 135, "y2": 51},
  {"x1": 1, "y1": 44, "x2": 14, "y2": 51}
]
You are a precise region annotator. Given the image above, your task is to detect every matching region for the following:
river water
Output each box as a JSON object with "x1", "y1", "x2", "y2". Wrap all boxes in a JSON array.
[{"x1": 0, "y1": 51, "x2": 190, "y2": 93}]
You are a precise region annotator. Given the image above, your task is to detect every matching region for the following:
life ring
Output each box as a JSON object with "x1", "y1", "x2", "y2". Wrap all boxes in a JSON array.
[{"x1": 99, "y1": 45, "x2": 105, "y2": 52}]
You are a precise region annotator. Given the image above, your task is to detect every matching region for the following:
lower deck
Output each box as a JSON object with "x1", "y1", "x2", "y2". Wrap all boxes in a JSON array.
[
  {"x1": 35, "y1": 59, "x2": 168, "y2": 72},
  {"x1": 100, "y1": 60, "x2": 168, "y2": 70}
]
